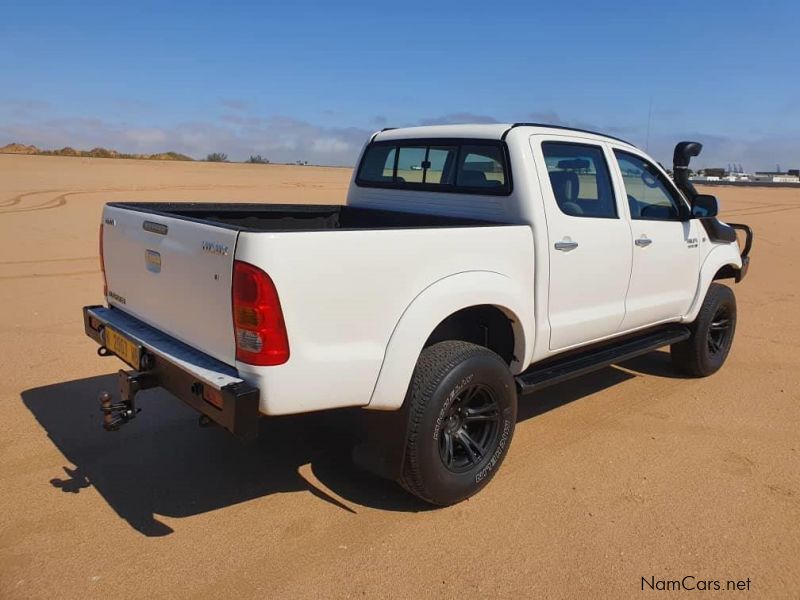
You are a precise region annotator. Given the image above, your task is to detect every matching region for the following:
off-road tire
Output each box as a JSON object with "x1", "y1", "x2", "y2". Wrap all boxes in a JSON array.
[
  {"x1": 671, "y1": 283, "x2": 737, "y2": 377},
  {"x1": 399, "y1": 341, "x2": 517, "y2": 505}
]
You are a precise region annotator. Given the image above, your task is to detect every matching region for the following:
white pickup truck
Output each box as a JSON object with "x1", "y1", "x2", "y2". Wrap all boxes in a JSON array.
[{"x1": 83, "y1": 123, "x2": 752, "y2": 505}]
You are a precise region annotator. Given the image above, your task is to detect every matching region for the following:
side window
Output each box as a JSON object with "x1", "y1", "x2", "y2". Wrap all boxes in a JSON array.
[
  {"x1": 425, "y1": 146, "x2": 456, "y2": 184},
  {"x1": 456, "y1": 145, "x2": 506, "y2": 189},
  {"x1": 541, "y1": 142, "x2": 617, "y2": 218},
  {"x1": 614, "y1": 151, "x2": 685, "y2": 221},
  {"x1": 397, "y1": 146, "x2": 426, "y2": 183},
  {"x1": 358, "y1": 145, "x2": 396, "y2": 183}
]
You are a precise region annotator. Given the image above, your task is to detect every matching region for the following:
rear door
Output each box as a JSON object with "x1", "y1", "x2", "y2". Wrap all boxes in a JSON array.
[
  {"x1": 531, "y1": 136, "x2": 633, "y2": 350},
  {"x1": 102, "y1": 205, "x2": 239, "y2": 364},
  {"x1": 610, "y1": 149, "x2": 701, "y2": 329}
]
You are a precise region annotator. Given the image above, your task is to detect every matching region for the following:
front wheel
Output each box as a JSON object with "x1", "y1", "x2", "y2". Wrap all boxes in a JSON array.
[
  {"x1": 671, "y1": 283, "x2": 737, "y2": 377},
  {"x1": 399, "y1": 341, "x2": 517, "y2": 505}
]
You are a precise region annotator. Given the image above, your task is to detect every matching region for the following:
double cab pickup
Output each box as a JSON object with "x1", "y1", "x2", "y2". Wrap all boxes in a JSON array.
[{"x1": 83, "y1": 123, "x2": 752, "y2": 504}]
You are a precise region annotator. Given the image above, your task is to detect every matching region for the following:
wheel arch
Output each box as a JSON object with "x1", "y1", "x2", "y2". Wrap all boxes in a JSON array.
[
  {"x1": 367, "y1": 271, "x2": 533, "y2": 410},
  {"x1": 424, "y1": 304, "x2": 517, "y2": 364},
  {"x1": 683, "y1": 243, "x2": 742, "y2": 324}
]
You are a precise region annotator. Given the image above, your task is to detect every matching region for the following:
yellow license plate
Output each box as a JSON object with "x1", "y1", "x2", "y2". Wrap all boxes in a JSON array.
[{"x1": 105, "y1": 327, "x2": 141, "y2": 369}]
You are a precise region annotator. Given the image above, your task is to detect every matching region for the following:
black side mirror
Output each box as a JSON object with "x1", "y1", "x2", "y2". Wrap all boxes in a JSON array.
[{"x1": 692, "y1": 194, "x2": 719, "y2": 218}]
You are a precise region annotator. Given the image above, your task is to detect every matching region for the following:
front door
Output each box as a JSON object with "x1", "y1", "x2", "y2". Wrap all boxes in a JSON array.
[
  {"x1": 532, "y1": 137, "x2": 633, "y2": 350},
  {"x1": 611, "y1": 148, "x2": 701, "y2": 330}
]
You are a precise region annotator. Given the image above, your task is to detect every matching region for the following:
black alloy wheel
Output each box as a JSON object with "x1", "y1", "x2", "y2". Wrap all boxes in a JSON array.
[
  {"x1": 707, "y1": 305, "x2": 734, "y2": 356},
  {"x1": 399, "y1": 341, "x2": 518, "y2": 505},
  {"x1": 671, "y1": 283, "x2": 737, "y2": 377},
  {"x1": 438, "y1": 383, "x2": 501, "y2": 473}
]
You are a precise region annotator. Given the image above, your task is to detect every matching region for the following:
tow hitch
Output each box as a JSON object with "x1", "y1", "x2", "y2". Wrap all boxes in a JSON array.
[{"x1": 99, "y1": 370, "x2": 157, "y2": 431}]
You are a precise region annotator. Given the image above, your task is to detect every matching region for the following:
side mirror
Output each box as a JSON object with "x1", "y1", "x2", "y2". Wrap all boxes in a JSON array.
[{"x1": 692, "y1": 194, "x2": 719, "y2": 218}]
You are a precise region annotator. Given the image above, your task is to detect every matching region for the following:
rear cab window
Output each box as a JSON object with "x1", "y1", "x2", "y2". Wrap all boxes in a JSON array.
[{"x1": 356, "y1": 139, "x2": 511, "y2": 195}]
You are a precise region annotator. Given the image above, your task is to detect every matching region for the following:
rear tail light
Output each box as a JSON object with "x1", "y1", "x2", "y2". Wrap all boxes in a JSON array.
[
  {"x1": 99, "y1": 223, "x2": 108, "y2": 297},
  {"x1": 232, "y1": 260, "x2": 289, "y2": 366}
]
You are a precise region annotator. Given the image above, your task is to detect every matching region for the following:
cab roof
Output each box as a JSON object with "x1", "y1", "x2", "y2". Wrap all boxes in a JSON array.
[{"x1": 373, "y1": 123, "x2": 635, "y2": 147}]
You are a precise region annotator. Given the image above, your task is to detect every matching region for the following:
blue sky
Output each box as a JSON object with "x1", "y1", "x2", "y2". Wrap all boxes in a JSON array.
[{"x1": 1, "y1": 0, "x2": 798, "y2": 169}]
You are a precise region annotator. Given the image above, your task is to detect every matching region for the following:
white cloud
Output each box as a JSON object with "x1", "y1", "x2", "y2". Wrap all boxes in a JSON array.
[
  {"x1": 312, "y1": 137, "x2": 353, "y2": 154},
  {"x1": 526, "y1": 111, "x2": 568, "y2": 126},
  {"x1": 123, "y1": 128, "x2": 168, "y2": 145},
  {"x1": 0, "y1": 114, "x2": 369, "y2": 165},
  {"x1": 1, "y1": 105, "x2": 797, "y2": 170}
]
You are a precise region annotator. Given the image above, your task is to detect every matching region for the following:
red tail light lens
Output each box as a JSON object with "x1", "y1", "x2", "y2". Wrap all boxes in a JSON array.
[
  {"x1": 232, "y1": 260, "x2": 289, "y2": 366},
  {"x1": 99, "y1": 223, "x2": 108, "y2": 297}
]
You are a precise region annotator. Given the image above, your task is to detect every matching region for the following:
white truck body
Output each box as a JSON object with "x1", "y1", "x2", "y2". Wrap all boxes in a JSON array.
[
  {"x1": 85, "y1": 124, "x2": 753, "y2": 504},
  {"x1": 97, "y1": 124, "x2": 745, "y2": 417}
]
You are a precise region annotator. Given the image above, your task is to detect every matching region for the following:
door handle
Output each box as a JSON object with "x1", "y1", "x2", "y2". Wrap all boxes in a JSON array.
[
  {"x1": 635, "y1": 237, "x2": 653, "y2": 247},
  {"x1": 554, "y1": 240, "x2": 579, "y2": 252}
]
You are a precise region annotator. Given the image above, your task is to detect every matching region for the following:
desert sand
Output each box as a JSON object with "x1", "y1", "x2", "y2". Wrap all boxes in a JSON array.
[{"x1": 0, "y1": 153, "x2": 798, "y2": 598}]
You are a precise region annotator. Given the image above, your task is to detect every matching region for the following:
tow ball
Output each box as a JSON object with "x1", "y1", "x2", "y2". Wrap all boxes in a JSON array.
[{"x1": 99, "y1": 370, "x2": 157, "y2": 431}]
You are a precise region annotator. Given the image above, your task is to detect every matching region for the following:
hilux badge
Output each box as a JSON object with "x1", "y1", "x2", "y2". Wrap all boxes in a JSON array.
[{"x1": 202, "y1": 241, "x2": 229, "y2": 256}]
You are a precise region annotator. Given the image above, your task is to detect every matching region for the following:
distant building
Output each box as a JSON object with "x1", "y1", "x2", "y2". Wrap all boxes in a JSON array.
[
  {"x1": 689, "y1": 166, "x2": 799, "y2": 184},
  {"x1": 690, "y1": 167, "x2": 725, "y2": 183},
  {"x1": 722, "y1": 173, "x2": 751, "y2": 182},
  {"x1": 754, "y1": 171, "x2": 800, "y2": 183}
]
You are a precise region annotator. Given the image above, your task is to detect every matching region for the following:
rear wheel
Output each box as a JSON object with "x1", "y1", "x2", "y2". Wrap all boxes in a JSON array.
[
  {"x1": 671, "y1": 283, "x2": 737, "y2": 377},
  {"x1": 399, "y1": 341, "x2": 517, "y2": 505}
]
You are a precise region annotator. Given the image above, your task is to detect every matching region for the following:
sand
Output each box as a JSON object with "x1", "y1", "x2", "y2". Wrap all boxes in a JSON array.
[{"x1": 0, "y1": 153, "x2": 798, "y2": 598}]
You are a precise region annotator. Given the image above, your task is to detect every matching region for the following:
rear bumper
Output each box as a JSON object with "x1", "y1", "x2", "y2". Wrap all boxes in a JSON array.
[{"x1": 83, "y1": 305, "x2": 260, "y2": 442}]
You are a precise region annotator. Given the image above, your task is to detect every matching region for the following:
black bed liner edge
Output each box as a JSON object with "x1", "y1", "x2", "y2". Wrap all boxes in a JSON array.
[{"x1": 106, "y1": 202, "x2": 514, "y2": 233}]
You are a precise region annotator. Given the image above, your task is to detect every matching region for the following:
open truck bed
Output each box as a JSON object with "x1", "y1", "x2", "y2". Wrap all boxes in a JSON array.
[
  {"x1": 99, "y1": 200, "x2": 534, "y2": 416},
  {"x1": 107, "y1": 202, "x2": 500, "y2": 232}
]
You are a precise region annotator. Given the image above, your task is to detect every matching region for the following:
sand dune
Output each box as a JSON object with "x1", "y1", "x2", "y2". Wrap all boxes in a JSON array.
[{"x1": 1, "y1": 154, "x2": 798, "y2": 598}]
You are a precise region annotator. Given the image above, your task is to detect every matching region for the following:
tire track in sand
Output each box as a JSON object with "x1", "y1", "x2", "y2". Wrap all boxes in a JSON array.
[
  {"x1": 1, "y1": 183, "x2": 254, "y2": 215},
  {"x1": 0, "y1": 255, "x2": 99, "y2": 279},
  {"x1": 0, "y1": 189, "x2": 66, "y2": 208},
  {"x1": 0, "y1": 190, "x2": 78, "y2": 213}
]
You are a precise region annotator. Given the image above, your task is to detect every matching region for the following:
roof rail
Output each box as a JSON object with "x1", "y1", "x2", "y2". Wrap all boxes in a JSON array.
[
  {"x1": 370, "y1": 127, "x2": 396, "y2": 143},
  {"x1": 500, "y1": 122, "x2": 634, "y2": 146}
]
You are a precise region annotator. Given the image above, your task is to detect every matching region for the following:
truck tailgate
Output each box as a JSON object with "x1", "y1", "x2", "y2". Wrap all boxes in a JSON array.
[{"x1": 102, "y1": 204, "x2": 238, "y2": 365}]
